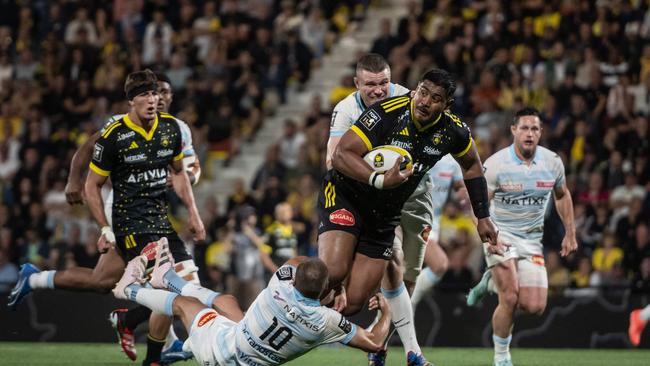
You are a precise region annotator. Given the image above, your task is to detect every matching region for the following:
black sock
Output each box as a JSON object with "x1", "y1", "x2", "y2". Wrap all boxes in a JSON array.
[
  {"x1": 142, "y1": 334, "x2": 165, "y2": 365},
  {"x1": 124, "y1": 305, "x2": 152, "y2": 330}
]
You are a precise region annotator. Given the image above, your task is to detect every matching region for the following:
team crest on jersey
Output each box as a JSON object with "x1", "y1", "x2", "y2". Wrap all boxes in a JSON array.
[
  {"x1": 276, "y1": 266, "x2": 293, "y2": 281},
  {"x1": 432, "y1": 133, "x2": 443, "y2": 145},
  {"x1": 329, "y1": 209, "x2": 355, "y2": 226},
  {"x1": 197, "y1": 311, "x2": 218, "y2": 327},
  {"x1": 338, "y1": 316, "x2": 352, "y2": 333},
  {"x1": 360, "y1": 110, "x2": 381, "y2": 130},
  {"x1": 161, "y1": 135, "x2": 170, "y2": 147},
  {"x1": 93, "y1": 144, "x2": 104, "y2": 161},
  {"x1": 374, "y1": 153, "x2": 384, "y2": 168}
]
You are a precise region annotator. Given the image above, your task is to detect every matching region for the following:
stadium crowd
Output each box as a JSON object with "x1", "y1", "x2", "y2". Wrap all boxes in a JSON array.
[{"x1": 0, "y1": 0, "x2": 649, "y2": 308}]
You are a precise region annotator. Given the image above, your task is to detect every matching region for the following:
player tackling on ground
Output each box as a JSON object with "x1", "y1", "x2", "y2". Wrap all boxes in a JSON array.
[
  {"x1": 467, "y1": 108, "x2": 577, "y2": 366},
  {"x1": 113, "y1": 239, "x2": 394, "y2": 365}
]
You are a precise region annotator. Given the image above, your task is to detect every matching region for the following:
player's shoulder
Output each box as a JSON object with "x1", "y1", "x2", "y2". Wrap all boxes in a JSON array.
[
  {"x1": 536, "y1": 145, "x2": 560, "y2": 160},
  {"x1": 484, "y1": 146, "x2": 511, "y2": 166},
  {"x1": 374, "y1": 94, "x2": 411, "y2": 114},
  {"x1": 333, "y1": 91, "x2": 359, "y2": 113},
  {"x1": 391, "y1": 83, "x2": 410, "y2": 97},
  {"x1": 99, "y1": 117, "x2": 127, "y2": 140},
  {"x1": 442, "y1": 111, "x2": 468, "y2": 129}
]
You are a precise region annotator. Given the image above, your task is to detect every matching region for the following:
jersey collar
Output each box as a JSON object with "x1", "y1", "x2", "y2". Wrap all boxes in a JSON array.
[
  {"x1": 410, "y1": 99, "x2": 441, "y2": 131},
  {"x1": 124, "y1": 113, "x2": 159, "y2": 141},
  {"x1": 509, "y1": 144, "x2": 539, "y2": 165},
  {"x1": 293, "y1": 288, "x2": 320, "y2": 307}
]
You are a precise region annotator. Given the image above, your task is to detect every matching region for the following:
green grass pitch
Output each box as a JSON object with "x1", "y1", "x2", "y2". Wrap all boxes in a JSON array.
[{"x1": 1, "y1": 343, "x2": 649, "y2": 365}]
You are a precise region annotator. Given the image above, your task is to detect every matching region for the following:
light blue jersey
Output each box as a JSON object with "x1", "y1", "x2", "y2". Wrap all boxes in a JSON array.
[
  {"x1": 213, "y1": 265, "x2": 356, "y2": 365},
  {"x1": 426, "y1": 154, "x2": 463, "y2": 234},
  {"x1": 484, "y1": 144, "x2": 565, "y2": 243}
]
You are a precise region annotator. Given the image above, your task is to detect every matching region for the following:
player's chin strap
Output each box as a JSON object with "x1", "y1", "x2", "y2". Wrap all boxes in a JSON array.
[{"x1": 464, "y1": 176, "x2": 490, "y2": 219}]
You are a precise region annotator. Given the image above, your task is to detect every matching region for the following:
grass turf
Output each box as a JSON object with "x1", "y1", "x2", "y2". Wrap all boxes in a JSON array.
[{"x1": 0, "y1": 343, "x2": 649, "y2": 365}]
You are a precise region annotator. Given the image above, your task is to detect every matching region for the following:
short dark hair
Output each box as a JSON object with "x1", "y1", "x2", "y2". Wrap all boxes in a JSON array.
[
  {"x1": 512, "y1": 107, "x2": 541, "y2": 125},
  {"x1": 420, "y1": 68, "x2": 456, "y2": 99},
  {"x1": 124, "y1": 69, "x2": 158, "y2": 100},
  {"x1": 356, "y1": 53, "x2": 389, "y2": 74},
  {"x1": 154, "y1": 72, "x2": 171, "y2": 85},
  {"x1": 294, "y1": 258, "x2": 329, "y2": 299}
]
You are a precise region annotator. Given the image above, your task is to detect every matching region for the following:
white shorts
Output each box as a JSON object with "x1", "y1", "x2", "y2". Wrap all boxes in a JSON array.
[
  {"x1": 400, "y1": 180, "x2": 435, "y2": 283},
  {"x1": 185, "y1": 308, "x2": 237, "y2": 366},
  {"x1": 483, "y1": 231, "x2": 547, "y2": 288}
]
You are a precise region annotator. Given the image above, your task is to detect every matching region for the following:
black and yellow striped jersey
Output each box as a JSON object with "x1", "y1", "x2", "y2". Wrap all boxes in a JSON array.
[
  {"x1": 337, "y1": 94, "x2": 473, "y2": 218},
  {"x1": 262, "y1": 222, "x2": 298, "y2": 267},
  {"x1": 90, "y1": 112, "x2": 184, "y2": 236}
]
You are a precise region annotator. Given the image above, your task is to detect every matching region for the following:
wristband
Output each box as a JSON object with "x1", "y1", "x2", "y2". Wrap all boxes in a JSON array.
[
  {"x1": 368, "y1": 171, "x2": 385, "y2": 189},
  {"x1": 101, "y1": 226, "x2": 116, "y2": 243},
  {"x1": 464, "y1": 177, "x2": 490, "y2": 219}
]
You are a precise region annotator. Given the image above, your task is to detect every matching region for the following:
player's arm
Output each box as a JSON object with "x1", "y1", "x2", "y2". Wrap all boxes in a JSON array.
[
  {"x1": 242, "y1": 224, "x2": 278, "y2": 272},
  {"x1": 326, "y1": 104, "x2": 352, "y2": 170},
  {"x1": 85, "y1": 168, "x2": 114, "y2": 253},
  {"x1": 553, "y1": 180, "x2": 578, "y2": 257},
  {"x1": 170, "y1": 157, "x2": 206, "y2": 241},
  {"x1": 66, "y1": 131, "x2": 102, "y2": 204},
  {"x1": 347, "y1": 294, "x2": 391, "y2": 353}
]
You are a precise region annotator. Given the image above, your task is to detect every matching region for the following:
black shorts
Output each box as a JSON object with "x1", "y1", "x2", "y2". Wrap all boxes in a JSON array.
[
  {"x1": 317, "y1": 171, "x2": 398, "y2": 260},
  {"x1": 115, "y1": 232, "x2": 192, "y2": 263}
]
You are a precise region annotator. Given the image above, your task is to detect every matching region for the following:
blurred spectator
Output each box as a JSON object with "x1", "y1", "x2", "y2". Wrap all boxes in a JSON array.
[
  {"x1": 371, "y1": 18, "x2": 399, "y2": 59},
  {"x1": 64, "y1": 7, "x2": 98, "y2": 45},
  {"x1": 142, "y1": 9, "x2": 173, "y2": 65},
  {"x1": 571, "y1": 256, "x2": 597, "y2": 289},
  {"x1": 547, "y1": 251, "x2": 570, "y2": 296},
  {"x1": 0, "y1": 248, "x2": 17, "y2": 293},
  {"x1": 277, "y1": 119, "x2": 306, "y2": 170},
  {"x1": 227, "y1": 178, "x2": 256, "y2": 215},
  {"x1": 230, "y1": 206, "x2": 264, "y2": 309},
  {"x1": 592, "y1": 232, "x2": 624, "y2": 280},
  {"x1": 631, "y1": 257, "x2": 650, "y2": 293}
]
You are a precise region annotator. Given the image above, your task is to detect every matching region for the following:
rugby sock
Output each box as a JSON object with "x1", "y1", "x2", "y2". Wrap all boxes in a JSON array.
[
  {"x1": 28, "y1": 271, "x2": 55, "y2": 289},
  {"x1": 163, "y1": 325, "x2": 179, "y2": 351},
  {"x1": 640, "y1": 305, "x2": 650, "y2": 321},
  {"x1": 125, "y1": 284, "x2": 177, "y2": 316},
  {"x1": 124, "y1": 305, "x2": 153, "y2": 330},
  {"x1": 411, "y1": 268, "x2": 440, "y2": 309},
  {"x1": 487, "y1": 276, "x2": 498, "y2": 294},
  {"x1": 366, "y1": 310, "x2": 381, "y2": 332},
  {"x1": 164, "y1": 269, "x2": 220, "y2": 307},
  {"x1": 382, "y1": 283, "x2": 421, "y2": 356},
  {"x1": 144, "y1": 335, "x2": 165, "y2": 364},
  {"x1": 493, "y1": 334, "x2": 512, "y2": 361}
]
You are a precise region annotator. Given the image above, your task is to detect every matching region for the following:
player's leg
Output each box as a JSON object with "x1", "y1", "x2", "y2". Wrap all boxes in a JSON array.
[
  {"x1": 629, "y1": 304, "x2": 650, "y2": 346},
  {"x1": 411, "y1": 235, "x2": 448, "y2": 308},
  {"x1": 343, "y1": 251, "x2": 388, "y2": 316},
  {"x1": 318, "y1": 230, "x2": 357, "y2": 301},
  {"x1": 516, "y1": 256, "x2": 548, "y2": 316},
  {"x1": 490, "y1": 258, "x2": 518, "y2": 366}
]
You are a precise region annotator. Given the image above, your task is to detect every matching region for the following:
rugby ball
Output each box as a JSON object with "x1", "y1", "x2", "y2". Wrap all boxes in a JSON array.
[{"x1": 363, "y1": 145, "x2": 413, "y2": 173}]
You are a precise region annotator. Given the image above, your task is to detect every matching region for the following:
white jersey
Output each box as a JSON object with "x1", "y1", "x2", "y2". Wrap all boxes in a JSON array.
[
  {"x1": 426, "y1": 154, "x2": 463, "y2": 233},
  {"x1": 212, "y1": 265, "x2": 356, "y2": 365},
  {"x1": 484, "y1": 144, "x2": 565, "y2": 242}
]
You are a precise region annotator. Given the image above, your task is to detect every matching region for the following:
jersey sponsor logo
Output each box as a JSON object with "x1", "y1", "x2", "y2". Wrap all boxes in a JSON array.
[
  {"x1": 126, "y1": 168, "x2": 167, "y2": 183},
  {"x1": 536, "y1": 181, "x2": 555, "y2": 188},
  {"x1": 360, "y1": 110, "x2": 381, "y2": 130},
  {"x1": 124, "y1": 153, "x2": 147, "y2": 163},
  {"x1": 374, "y1": 153, "x2": 384, "y2": 168},
  {"x1": 338, "y1": 316, "x2": 352, "y2": 334},
  {"x1": 197, "y1": 311, "x2": 218, "y2": 327},
  {"x1": 420, "y1": 225, "x2": 432, "y2": 242},
  {"x1": 500, "y1": 196, "x2": 547, "y2": 205},
  {"x1": 531, "y1": 255, "x2": 545, "y2": 267},
  {"x1": 157, "y1": 149, "x2": 173, "y2": 157},
  {"x1": 423, "y1": 146, "x2": 442, "y2": 155},
  {"x1": 438, "y1": 172, "x2": 453, "y2": 178},
  {"x1": 118, "y1": 131, "x2": 136, "y2": 141},
  {"x1": 329, "y1": 209, "x2": 355, "y2": 226},
  {"x1": 93, "y1": 144, "x2": 104, "y2": 161},
  {"x1": 283, "y1": 304, "x2": 321, "y2": 331},
  {"x1": 276, "y1": 266, "x2": 293, "y2": 281},
  {"x1": 499, "y1": 183, "x2": 523, "y2": 192},
  {"x1": 389, "y1": 139, "x2": 413, "y2": 150}
]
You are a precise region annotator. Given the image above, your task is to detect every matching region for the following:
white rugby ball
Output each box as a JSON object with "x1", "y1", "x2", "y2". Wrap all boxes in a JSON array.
[{"x1": 363, "y1": 145, "x2": 413, "y2": 173}]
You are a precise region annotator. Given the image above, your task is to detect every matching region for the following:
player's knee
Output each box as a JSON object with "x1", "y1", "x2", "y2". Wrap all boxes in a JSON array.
[
  {"x1": 499, "y1": 287, "x2": 519, "y2": 309},
  {"x1": 326, "y1": 265, "x2": 348, "y2": 289},
  {"x1": 519, "y1": 300, "x2": 546, "y2": 315}
]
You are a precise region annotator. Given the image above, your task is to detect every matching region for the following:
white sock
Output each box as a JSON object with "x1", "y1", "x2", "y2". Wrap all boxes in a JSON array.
[
  {"x1": 487, "y1": 276, "x2": 498, "y2": 294},
  {"x1": 125, "y1": 284, "x2": 177, "y2": 316},
  {"x1": 640, "y1": 305, "x2": 650, "y2": 321},
  {"x1": 163, "y1": 325, "x2": 179, "y2": 350},
  {"x1": 367, "y1": 310, "x2": 381, "y2": 332},
  {"x1": 29, "y1": 271, "x2": 56, "y2": 289},
  {"x1": 411, "y1": 268, "x2": 440, "y2": 309},
  {"x1": 493, "y1": 334, "x2": 512, "y2": 361},
  {"x1": 382, "y1": 283, "x2": 421, "y2": 356},
  {"x1": 164, "y1": 268, "x2": 220, "y2": 307}
]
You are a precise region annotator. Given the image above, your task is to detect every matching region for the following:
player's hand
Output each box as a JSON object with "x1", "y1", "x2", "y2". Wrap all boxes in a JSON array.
[
  {"x1": 65, "y1": 178, "x2": 84, "y2": 205},
  {"x1": 333, "y1": 285, "x2": 347, "y2": 313},
  {"x1": 383, "y1": 156, "x2": 413, "y2": 189},
  {"x1": 188, "y1": 212, "x2": 206, "y2": 241},
  {"x1": 477, "y1": 217, "x2": 506, "y2": 255},
  {"x1": 97, "y1": 226, "x2": 116, "y2": 254},
  {"x1": 486, "y1": 237, "x2": 511, "y2": 256},
  {"x1": 368, "y1": 293, "x2": 389, "y2": 313},
  {"x1": 559, "y1": 234, "x2": 578, "y2": 257}
]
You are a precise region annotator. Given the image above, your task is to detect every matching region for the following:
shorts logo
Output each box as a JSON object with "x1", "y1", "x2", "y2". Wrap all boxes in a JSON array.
[
  {"x1": 93, "y1": 144, "x2": 104, "y2": 161},
  {"x1": 374, "y1": 153, "x2": 384, "y2": 168},
  {"x1": 531, "y1": 255, "x2": 545, "y2": 267},
  {"x1": 420, "y1": 225, "x2": 432, "y2": 242},
  {"x1": 382, "y1": 247, "x2": 393, "y2": 259},
  {"x1": 197, "y1": 311, "x2": 218, "y2": 327},
  {"x1": 338, "y1": 316, "x2": 352, "y2": 334},
  {"x1": 360, "y1": 110, "x2": 381, "y2": 130},
  {"x1": 536, "y1": 181, "x2": 554, "y2": 188},
  {"x1": 329, "y1": 209, "x2": 355, "y2": 226}
]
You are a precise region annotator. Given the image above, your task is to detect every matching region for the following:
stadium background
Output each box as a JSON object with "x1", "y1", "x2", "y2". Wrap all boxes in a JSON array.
[{"x1": 0, "y1": 0, "x2": 649, "y2": 353}]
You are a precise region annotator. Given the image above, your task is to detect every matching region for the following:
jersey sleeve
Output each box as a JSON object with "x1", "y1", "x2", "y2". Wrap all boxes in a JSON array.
[
  {"x1": 100, "y1": 115, "x2": 124, "y2": 134},
  {"x1": 483, "y1": 155, "x2": 498, "y2": 192},
  {"x1": 552, "y1": 153, "x2": 566, "y2": 189},
  {"x1": 330, "y1": 100, "x2": 355, "y2": 138},
  {"x1": 176, "y1": 119, "x2": 196, "y2": 157},
  {"x1": 89, "y1": 133, "x2": 118, "y2": 177},
  {"x1": 171, "y1": 121, "x2": 184, "y2": 162},
  {"x1": 349, "y1": 103, "x2": 394, "y2": 151},
  {"x1": 267, "y1": 264, "x2": 297, "y2": 289},
  {"x1": 320, "y1": 309, "x2": 357, "y2": 345},
  {"x1": 446, "y1": 113, "x2": 473, "y2": 158}
]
